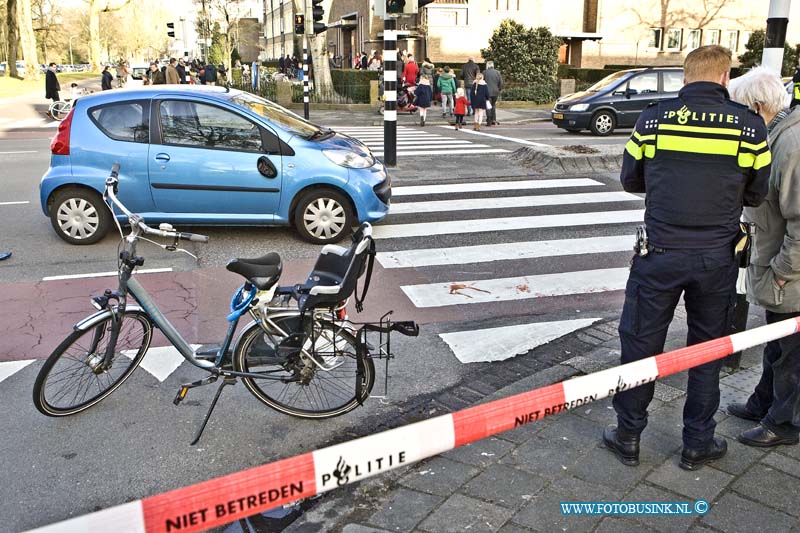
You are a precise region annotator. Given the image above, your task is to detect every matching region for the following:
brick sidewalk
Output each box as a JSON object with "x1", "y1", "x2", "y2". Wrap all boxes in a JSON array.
[{"x1": 284, "y1": 305, "x2": 800, "y2": 533}]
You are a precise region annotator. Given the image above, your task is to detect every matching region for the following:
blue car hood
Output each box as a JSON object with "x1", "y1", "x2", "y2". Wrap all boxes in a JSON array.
[{"x1": 319, "y1": 132, "x2": 372, "y2": 158}]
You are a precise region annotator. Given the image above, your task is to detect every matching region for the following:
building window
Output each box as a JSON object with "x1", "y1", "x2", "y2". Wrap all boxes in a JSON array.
[
  {"x1": 686, "y1": 29, "x2": 701, "y2": 50},
  {"x1": 741, "y1": 31, "x2": 752, "y2": 51},
  {"x1": 706, "y1": 29, "x2": 720, "y2": 45},
  {"x1": 648, "y1": 28, "x2": 663, "y2": 49},
  {"x1": 726, "y1": 30, "x2": 739, "y2": 51},
  {"x1": 666, "y1": 29, "x2": 682, "y2": 50}
]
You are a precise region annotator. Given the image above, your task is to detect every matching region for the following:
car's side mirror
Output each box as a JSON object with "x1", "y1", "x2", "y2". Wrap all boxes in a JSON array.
[
  {"x1": 626, "y1": 88, "x2": 638, "y2": 97},
  {"x1": 257, "y1": 156, "x2": 278, "y2": 178}
]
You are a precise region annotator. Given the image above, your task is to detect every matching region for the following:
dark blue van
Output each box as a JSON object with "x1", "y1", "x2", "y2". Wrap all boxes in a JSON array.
[{"x1": 552, "y1": 67, "x2": 684, "y2": 135}]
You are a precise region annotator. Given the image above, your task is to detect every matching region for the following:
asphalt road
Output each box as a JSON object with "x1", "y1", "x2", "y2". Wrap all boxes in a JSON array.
[{"x1": 0, "y1": 120, "x2": 634, "y2": 532}]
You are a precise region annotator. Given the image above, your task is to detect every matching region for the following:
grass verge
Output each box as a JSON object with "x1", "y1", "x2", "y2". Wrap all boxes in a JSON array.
[{"x1": 0, "y1": 72, "x2": 99, "y2": 99}]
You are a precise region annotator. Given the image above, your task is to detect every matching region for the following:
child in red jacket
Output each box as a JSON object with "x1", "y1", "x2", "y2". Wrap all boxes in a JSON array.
[{"x1": 454, "y1": 87, "x2": 468, "y2": 130}]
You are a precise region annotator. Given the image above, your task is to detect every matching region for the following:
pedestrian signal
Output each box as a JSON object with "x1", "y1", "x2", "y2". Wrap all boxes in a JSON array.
[{"x1": 294, "y1": 14, "x2": 305, "y2": 35}]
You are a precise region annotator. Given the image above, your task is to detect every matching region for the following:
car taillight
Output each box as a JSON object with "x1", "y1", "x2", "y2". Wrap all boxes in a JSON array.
[{"x1": 50, "y1": 108, "x2": 74, "y2": 155}]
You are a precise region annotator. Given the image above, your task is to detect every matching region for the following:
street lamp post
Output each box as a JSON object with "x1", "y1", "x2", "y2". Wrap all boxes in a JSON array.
[{"x1": 68, "y1": 35, "x2": 78, "y2": 67}]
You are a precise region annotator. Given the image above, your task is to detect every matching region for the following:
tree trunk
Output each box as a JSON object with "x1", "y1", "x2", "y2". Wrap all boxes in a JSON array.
[
  {"x1": 308, "y1": 0, "x2": 333, "y2": 96},
  {"x1": 7, "y1": 0, "x2": 18, "y2": 77},
  {"x1": 16, "y1": 0, "x2": 38, "y2": 80},
  {"x1": 87, "y1": 0, "x2": 131, "y2": 72}
]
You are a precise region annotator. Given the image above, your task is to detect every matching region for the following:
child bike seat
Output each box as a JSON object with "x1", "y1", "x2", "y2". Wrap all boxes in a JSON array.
[{"x1": 226, "y1": 253, "x2": 283, "y2": 290}]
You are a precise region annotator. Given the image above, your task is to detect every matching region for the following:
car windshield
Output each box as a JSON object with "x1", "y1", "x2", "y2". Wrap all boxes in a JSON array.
[
  {"x1": 586, "y1": 71, "x2": 631, "y2": 92},
  {"x1": 229, "y1": 92, "x2": 327, "y2": 140}
]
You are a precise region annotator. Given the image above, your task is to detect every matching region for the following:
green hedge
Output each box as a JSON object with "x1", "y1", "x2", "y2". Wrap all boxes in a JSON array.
[
  {"x1": 499, "y1": 82, "x2": 559, "y2": 103},
  {"x1": 331, "y1": 69, "x2": 379, "y2": 103}
]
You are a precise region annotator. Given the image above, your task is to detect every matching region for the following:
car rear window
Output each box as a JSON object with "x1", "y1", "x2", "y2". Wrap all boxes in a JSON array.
[
  {"x1": 663, "y1": 71, "x2": 683, "y2": 92},
  {"x1": 89, "y1": 101, "x2": 148, "y2": 143}
]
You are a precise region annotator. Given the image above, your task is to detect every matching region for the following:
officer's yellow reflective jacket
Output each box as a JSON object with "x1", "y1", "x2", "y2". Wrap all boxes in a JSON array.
[{"x1": 621, "y1": 81, "x2": 770, "y2": 249}]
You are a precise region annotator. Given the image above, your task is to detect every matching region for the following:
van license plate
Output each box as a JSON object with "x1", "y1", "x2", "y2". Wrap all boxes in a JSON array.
[{"x1": 552, "y1": 113, "x2": 564, "y2": 120}]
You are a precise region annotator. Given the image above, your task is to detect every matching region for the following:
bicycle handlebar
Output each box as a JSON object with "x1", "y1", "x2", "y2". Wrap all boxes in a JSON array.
[{"x1": 104, "y1": 164, "x2": 209, "y2": 244}]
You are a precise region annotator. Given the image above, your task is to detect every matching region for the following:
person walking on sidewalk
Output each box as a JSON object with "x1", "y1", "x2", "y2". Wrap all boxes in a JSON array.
[
  {"x1": 166, "y1": 58, "x2": 180, "y2": 84},
  {"x1": 45, "y1": 63, "x2": 60, "y2": 110},
  {"x1": 601, "y1": 45, "x2": 771, "y2": 471},
  {"x1": 415, "y1": 75, "x2": 433, "y2": 126},
  {"x1": 791, "y1": 62, "x2": 800, "y2": 109},
  {"x1": 461, "y1": 57, "x2": 480, "y2": 116},
  {"x1": 438, "y1": 66, "x2": 457, "y2": 117},
  {"x1": 402, "y1": 54, "x2": 419, "y2": 87},
  {"x1": 483, "y1": 61, "x2": 503, "y2": 126},
  {"x1": 101, "y1": 65, "x2": 114, "y2": 90},
  {"x1": 469, "y1": 73, "x2": 489, "y2": 131},
  {"x1": 726, "y1": 67, "x2": 800, "y2": 449},
  {"x1": 453, "y1": 87, "x2": 467, "y2": 130}
]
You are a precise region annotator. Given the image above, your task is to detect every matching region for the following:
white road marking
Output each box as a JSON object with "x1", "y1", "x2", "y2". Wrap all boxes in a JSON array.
[
  {"x1": 390, "y1": 191, "x2": 641, "y2": 215},
  {"x1": 372, "y1": 209, "x2": 644, "y2": 239},
  {"x1": 0, "y1": 200, "x2": 31, "y2": 205},
  {"x1": 123, "y1": 345, "x2": 200, "y2": 382},
  {"x1": 374, "y1": 148, "x2": 508, "y2": 156},
  {"x1": 440, "y1": 318, "x2": 602, "y2": 363},
  {"x1": 40, "y1": 121, "x2": 59, "y2": 128},
  {"x1": 0, "y1": 118, "x2": 12, "y2": 124},
  {"x1": 0, "y1": 151, "x2": 37, "y2": 155},
  {"x1": 0, "y1": 359, "x2": 35, "y2": 384},
  {"x1": 442, "y1": 126, "x2": 551, "y2": 147},
  {"x1": 392, "y1": 178, "x2": 603, "y2": 196},
  {"x1": 366, "y1": 140, "x2": 474, "y2": 146},
  {"x1": 7, "y1": 118, "x2": 45, "y2": 128},
  {"x1": 42, "y1": 268, "x2": 173, "y2": 281},
  {"x1": 376, "y1": 234, "x2": 634, "y2": 268},
  {"x1": 401, "y1": 267, "x2": 630, "y2": 308}
]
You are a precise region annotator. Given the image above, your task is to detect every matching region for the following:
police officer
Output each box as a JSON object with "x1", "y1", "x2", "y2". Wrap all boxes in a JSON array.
[
  {"x1": 791, "y1": 63, "x2": 800, "y2": 109},
  {"x1": 602, "y1": 45, "x2": 771, "y2": 471}
]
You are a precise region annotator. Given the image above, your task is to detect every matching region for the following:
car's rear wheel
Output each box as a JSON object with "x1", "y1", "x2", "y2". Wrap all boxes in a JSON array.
[
  {"x1": 293, "y1": 188, "x2": 354, "y2": 244},
  {"x1": 49, "y1": 188, "x2": 112, "y2": 245},
  {"x1": 589, "y1": 111, "x2": 616, "y2": 136}
]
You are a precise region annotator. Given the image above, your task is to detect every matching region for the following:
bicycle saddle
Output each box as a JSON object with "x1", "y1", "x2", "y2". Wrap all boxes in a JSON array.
[{"x1": 226, "y1": 253, "x2": 282, "y2": 290}]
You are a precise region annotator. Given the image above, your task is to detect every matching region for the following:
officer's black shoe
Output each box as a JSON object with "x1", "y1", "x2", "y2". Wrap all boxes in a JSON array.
[
  {"x1": 601, "y1": 425, "x2": 640, "y2": 466},
  {"x1": 738, "y1": 425, "x2": 799, "y2": 448},
  {"x1": 679, "y1": 437, "x2": 727, "y2": 471},
  {"x1": 727, "y1": 402, "x2": 762, "y2": 422}
]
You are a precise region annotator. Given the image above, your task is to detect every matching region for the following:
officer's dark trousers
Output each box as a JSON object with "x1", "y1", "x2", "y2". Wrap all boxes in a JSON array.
[
  {"x1": 613, "y1": 247, "x2": 738, "y2": 450},
  {"x1": 744, "y1": 309, "x2": 800, "y2": 438}
]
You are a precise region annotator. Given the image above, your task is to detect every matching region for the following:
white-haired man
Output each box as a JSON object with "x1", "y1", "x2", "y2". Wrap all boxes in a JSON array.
[{"x1": 728, "y1": 66, "x2": 800, "y2": 448}]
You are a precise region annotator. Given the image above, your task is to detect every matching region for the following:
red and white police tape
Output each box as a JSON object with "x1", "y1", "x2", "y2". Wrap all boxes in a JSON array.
[{"x1": 29, "y1": 316, "x2": 800, "y2": 533}]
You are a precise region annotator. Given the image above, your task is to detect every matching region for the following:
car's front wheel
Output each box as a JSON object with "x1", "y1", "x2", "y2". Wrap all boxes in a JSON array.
[
  {"x1": 589, "y1": 111, "x2": 616, "y2": 136},
  {"x1": 49, "y1": 188, "x2": 112, "y2": 245},
  {"x1": 293, "y1": 188, "x2": 354, "y2": 244}
]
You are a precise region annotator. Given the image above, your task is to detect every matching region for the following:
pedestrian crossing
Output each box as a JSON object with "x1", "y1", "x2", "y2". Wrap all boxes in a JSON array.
[
  {"x1": 374, "y1": 175, "x2": 642, "y2": 363},
  {"x1": 336, "y1": 126, "x2": 509, "y2": 158}
]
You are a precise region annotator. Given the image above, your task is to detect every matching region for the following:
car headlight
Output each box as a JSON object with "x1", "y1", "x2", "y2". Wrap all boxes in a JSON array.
[
  {"x1": 570, "y1": 104, "x2": 590, "y2": 112},
  {"x1": 322, "y1": 149, "x2": 373, "y2": 169}
]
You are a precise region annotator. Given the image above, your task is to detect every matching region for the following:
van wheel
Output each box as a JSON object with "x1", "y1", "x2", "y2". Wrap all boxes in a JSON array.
[
  {"x1": 49, "y1": 188, "x2": 111, "y2": 245},
  {"x1": 590, "y1": 111, "x2": 616, "y2": 136},
  {"x1": 293, "y1": 188, "x2": 354, "y2": 244}
]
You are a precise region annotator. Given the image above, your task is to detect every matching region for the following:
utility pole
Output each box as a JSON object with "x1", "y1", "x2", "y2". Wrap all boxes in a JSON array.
[{"x1": 762, "y1": 0, "x2": 792, "y2": 73}]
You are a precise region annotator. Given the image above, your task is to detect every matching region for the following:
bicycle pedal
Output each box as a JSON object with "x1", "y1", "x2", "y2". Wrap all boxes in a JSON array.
[{"x1": 174, "y1": 386, "x2": 189, "y2": 405}]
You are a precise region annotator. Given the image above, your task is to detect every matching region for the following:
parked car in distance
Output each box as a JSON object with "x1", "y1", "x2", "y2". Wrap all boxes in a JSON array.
[
  {"x1": 40, "y1": 86, "x2": 391, "y2": 245},
  {"x1": 552, "y1": 67, "x2": 684, "y2": 135},
  {"x1": 0, "y1": 61, "x2": 27, "y2": 76}
]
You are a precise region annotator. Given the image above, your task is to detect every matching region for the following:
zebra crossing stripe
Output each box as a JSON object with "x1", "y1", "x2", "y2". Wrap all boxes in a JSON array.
[
  {"x1": 376, "y1": 234, "x2": 634, "y2": 268},
  {"x1": 401, "y1": 267, "x2": 630, "y2": 308},
  {"x1": 365, "y1": 140, "x2": 474, "y2": 146},
  {"x1": 0, "y1": 359, "x2": 35, "y2": 384},
  {"x1": 122, "y1": 345, "x2": 201, "y2": 383},
  {"x1": 439, "y1": 318, "x2": 602, "y2": 363},
  {"x1": 390, "y1": 191, "x2": 641, "y2": 215},
  {"x1": 372, "y1": 209, "x2": 644, "y2": 239},
  {"x1": 392, "y1": 178, "x2": 603, "y2": 196},
  {"x1": 373, "y1": 148, "x2": 508, "y2": 157}
]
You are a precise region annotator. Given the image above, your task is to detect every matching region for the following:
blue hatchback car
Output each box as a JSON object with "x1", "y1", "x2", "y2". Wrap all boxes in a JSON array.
[{"x1": 41, "y1": 86, "x2": 391, "y2": 245}]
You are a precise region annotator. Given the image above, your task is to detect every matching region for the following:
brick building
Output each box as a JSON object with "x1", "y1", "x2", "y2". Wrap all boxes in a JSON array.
[{"x1": 294, "y1": 0, "x2": 800, "y2": 70}]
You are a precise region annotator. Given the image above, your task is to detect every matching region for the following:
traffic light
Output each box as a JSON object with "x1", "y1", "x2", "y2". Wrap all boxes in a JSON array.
[
  {"x1": 312, "y1": 0, "x2": 327, "y2": 34},
  {"x1": 294, "y1": 14, "x2": 305, "y2": 35},
  {"x1": 386, "y1": 0, "x2": 406, "y2": 14},
  {"x1": 167, "y1": 22, "x2": 175, "y2": 38}
]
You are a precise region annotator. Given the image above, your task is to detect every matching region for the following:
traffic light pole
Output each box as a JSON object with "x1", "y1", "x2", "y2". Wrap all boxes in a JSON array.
[
  {"x1": 303, "y1": 36, "x2": 310, "y2": 120},
  {"x1": 762, "y1": 0, "x2": 792, "y2": 73},
  {"x1": 383, "y1": 17, "x2": 397, "y2": 167}
]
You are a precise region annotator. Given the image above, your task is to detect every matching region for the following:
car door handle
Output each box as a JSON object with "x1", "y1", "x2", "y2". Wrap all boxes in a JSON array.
[{"x1": 154, "y1": 153, "x2": 170, "y2": 162}]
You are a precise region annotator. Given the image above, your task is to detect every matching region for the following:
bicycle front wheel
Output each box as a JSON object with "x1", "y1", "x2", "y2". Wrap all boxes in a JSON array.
[
  {"x1": 234, "y1": 317, "x2": 375, "y2": 418},
  {"x1": 33, "y1": 310, "x2": 153, "y2": 416},
  {"x1": 49, "y1": 101, "x2": 71, "y2": 120}
]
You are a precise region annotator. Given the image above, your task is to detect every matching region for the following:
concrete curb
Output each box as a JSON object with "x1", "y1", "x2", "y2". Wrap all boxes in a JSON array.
[{"x1": 510, "y1": 146, "x2": 622, "y2": 174}]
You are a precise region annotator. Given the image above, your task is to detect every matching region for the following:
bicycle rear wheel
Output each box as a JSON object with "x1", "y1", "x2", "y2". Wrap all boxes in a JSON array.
[
  {"x1": 33, "y1": 310, "x2": 153, "y2": 416},
  {"x1": 49, "y1": 101, "x2": 71, "y2": 121},
  {"x1": 234, "y1": 317, "x2": 374, "y2": 418}
]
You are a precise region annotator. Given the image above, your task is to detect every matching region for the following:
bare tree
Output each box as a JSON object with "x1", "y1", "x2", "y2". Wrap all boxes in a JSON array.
[
  {"x1": 6, "y1": 0, "x2": 18, "y2": 77},
  {"x1": 631, "y1": 0, "x2": 746, "y2": 51},
  {"x1": 86, "y1": 0, "x2": 131, "y2": 72},
  {"x1": 32, "y1": 0, "x2": 59, "y2": 63},
  {"x1": 307, "y1": 0, "x2": 332, "y2": 95},
  {"x1": 17, "y1": 0, "x2": 38, "y2": 80}
]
